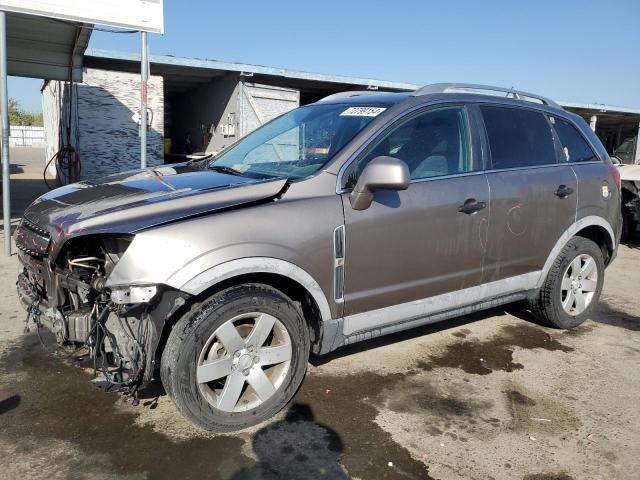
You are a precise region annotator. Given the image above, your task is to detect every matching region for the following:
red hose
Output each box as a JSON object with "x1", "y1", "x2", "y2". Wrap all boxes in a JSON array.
[{"x1": 44, "y1": 146, "x2": 81, "y2": 190}]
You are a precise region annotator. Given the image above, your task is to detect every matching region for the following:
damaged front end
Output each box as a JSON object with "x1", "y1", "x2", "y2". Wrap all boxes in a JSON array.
[{"x1": 16, "y1": 221, "x2": 189, "y2": 391}]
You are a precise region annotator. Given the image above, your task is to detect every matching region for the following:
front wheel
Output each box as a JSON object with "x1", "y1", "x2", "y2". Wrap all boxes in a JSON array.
[
  {"x1": 160, "y1": 283, "x2": 310, "y2": 431},
  {"x1": 529, "y1": 237, "x2": 605, "y2": 329}
]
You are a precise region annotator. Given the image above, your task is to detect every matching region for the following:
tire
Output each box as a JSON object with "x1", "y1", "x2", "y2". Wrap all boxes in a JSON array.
[
  {"x1": 160, "y1": 283, "x2": 310, "y2": 432},
  {"x1": 621, "y1": 191, "x2": 636, "y2": 243},
  {"x1": 529, "y1": 237, "x2": 605, "y2": 329}
]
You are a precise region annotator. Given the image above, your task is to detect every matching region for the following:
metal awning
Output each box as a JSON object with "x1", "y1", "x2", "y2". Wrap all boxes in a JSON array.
[
  {"x1": 6, "y1": 11, "x2": 92, "y2": 81},
  {"x1": 1, "y1": 11, "x2": 93, "y2": 256}
]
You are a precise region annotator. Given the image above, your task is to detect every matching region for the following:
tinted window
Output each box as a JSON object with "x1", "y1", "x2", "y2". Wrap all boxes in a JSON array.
[
  {"x1": 550, "y1": 116, "x2": 598, "y2": 163},
  {"x1": 343, "y1": 106, "x2": 472, "y2": 188},
  {"x1": 481, "y1": 106, "x2": 556, "y2": 169}
]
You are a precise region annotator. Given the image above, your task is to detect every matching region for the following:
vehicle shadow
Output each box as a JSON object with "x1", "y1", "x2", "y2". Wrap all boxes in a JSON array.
[
  {"x1": 593, "y1": 300, "x2": 640, "y2": 332},
  {"x1": 310, "y1": 303, "x2": 534, "y2": 367},
  {"x1": 0, "y1": 394, "x2": 21, "y2": 415},
  {"x1": 138, "y1": 379, "x2": 166, "y2": 408},
  {"x1": 311, "y1": 293, "x2": 640, "y2": 367},
  {"x1": 229, "y1": 403, "x2": 347, "y2": 480},
  {"x1": 620, "y1": 238, "x2": 640, "y2": 249}
]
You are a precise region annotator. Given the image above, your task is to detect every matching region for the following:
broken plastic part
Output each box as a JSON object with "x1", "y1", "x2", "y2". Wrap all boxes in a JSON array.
[{"x1": 110, "y1": 285, "x2": 158, "y2": 304}]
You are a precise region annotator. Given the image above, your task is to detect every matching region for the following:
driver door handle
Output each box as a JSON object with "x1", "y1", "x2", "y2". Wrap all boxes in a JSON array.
[
  {"x1": 458, "y1": 198, "x2": 487, "y2": 215},
  {"x1": 554, "y1": 184, "x2": 574, "y2": 198}
]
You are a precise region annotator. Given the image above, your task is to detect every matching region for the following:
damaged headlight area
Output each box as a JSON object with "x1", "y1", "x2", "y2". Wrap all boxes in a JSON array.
[
  {"x1": 17, "y1": 234, "x2": 189, "y2": 392},
  {"x1": 110, "y1": 285, "x2": 158, "y2": 304}
]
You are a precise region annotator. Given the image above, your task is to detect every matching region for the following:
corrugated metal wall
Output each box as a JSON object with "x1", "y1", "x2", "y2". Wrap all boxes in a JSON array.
[{"x1": 239, "y1": 82, "x2": 299, "y2": 137}]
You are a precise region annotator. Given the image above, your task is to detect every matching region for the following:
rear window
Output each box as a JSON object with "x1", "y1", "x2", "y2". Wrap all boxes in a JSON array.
[
  {"x1": 481, "y1": 106, "x2": 557, "y2": 169},
  {"x1": 549, "y1": 116, "x2": 598, "y2": 163}
]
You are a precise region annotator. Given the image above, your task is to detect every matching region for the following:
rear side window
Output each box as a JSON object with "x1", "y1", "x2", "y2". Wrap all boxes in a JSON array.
[
  {"x1": 549, "y1": 116, "x2": 598, "y2": 163},
  {"x1": 481, "y1": 106, "x2": 557, "y2": 169}
]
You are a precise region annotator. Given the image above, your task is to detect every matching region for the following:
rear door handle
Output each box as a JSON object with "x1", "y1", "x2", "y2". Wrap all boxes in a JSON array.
[
  {"x1": 554, "y1": 184, "x2": 574, "y2": 198},
  {"x1": 458, "y1": 198, "x2": 487, "y2": 215}
]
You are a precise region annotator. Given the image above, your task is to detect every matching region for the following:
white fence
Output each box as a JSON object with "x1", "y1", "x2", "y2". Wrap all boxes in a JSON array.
[{"x1": 9, "y1": 125, "x2": 45, "y2": 147}]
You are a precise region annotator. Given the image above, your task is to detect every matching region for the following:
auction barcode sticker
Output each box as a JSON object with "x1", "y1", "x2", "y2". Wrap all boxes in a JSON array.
[{"x1": 340, "y1": 107, "x2": 387, "y2": 117}]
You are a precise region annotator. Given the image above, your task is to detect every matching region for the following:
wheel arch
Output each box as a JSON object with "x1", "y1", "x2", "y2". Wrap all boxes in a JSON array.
[
  {"x1": 536, "y1": 215, "x2": 615, "y2": 289},
  {"x1": 155, "y1": 258, "x2": 334, "y2": 357},
  {"x1": 178, "y1": 257, "x2": 332, "y2": 321}
]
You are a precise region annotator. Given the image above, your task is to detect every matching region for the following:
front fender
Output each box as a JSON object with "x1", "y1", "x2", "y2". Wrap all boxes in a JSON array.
[{"x1": 176, "y1": 257, "x2": 333, "y2": 323}]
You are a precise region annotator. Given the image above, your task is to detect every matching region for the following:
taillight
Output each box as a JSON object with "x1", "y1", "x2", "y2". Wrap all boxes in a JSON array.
[{"x1": 607, "y1": 162, "x2": 621, "y2": 191}]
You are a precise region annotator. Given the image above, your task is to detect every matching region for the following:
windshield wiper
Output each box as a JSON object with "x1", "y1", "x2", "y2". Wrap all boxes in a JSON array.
[{"x1": 208, "y1": 165, "x2": 246, "y2": 177}]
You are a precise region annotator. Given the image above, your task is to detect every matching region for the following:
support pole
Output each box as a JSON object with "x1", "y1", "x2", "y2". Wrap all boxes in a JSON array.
[
  {"x1": 635, "y1": 122, "x2": 640, "y2": 165},
  {"x1": 140, "y1": 31, "x2": 148, "y2": 169},
  {"x1": 0, "y1": 12, "x2": 11, "y2": 256}
]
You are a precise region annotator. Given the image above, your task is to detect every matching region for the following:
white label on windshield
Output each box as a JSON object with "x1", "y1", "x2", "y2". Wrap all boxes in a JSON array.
[{"x1": 340, "y1": 106, "x2": 386, "y2": 117}]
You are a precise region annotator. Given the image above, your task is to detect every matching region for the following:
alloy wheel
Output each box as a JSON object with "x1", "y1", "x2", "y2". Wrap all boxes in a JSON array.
[
  {"x1": 560, "y1": 253, "x2": 598, "y2": 316},
  {"x1": 196, "y1": 312, "x2": 292, "y2": 412}
]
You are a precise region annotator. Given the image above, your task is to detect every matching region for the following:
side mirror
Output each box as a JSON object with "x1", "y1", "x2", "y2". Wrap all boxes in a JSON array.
[{"x1": 349, "y1": 156, "x2": 410, "y2": 210}]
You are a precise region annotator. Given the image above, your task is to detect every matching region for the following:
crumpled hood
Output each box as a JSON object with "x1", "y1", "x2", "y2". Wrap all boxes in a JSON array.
[{"x1": 20, "y1": 162, "x2": 288, "y2": 252}]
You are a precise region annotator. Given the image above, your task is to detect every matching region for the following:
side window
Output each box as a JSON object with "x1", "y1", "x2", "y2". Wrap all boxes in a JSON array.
[
  {"x1": 343, "y1": 106, "x2": 472, "y2": 189},
  {"x1": 480, "y1": 106, "x2": 557, "y2": 169},
  {"x1": 549, "y1": 116, "x2": 598, "y2": 163}
]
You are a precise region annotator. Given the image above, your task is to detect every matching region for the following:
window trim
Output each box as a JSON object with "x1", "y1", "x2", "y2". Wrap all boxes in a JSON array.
[
  {"x1": 478, "y1": 103, "x2": 561, "y2": 171},
  {"x1": 548, "y1": 114, "x2": 600, "y2": 164},
  {"x1": 336, "y1": 103, "x2": 476, "y2": 193}
]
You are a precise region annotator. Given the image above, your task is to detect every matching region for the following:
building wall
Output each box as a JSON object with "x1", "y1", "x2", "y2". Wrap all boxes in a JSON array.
[
  {"x1": 169, "y1": 74, "x2": 240, "y2": 154},
  {"x1": 169, "y1": 77, "x2": 300, "y2": 156},
  {"x1": 77, "y1": 68, "x2": 164, "y2": 179},
  {"x1": 42, "y1": 68, "x2": 164, "y2": 181},
  {"x1": 238, "y1": 82, "x2": 299, "y2": 138},
  {"x1": 42, "y1": 80, "x2": 68, "y2": 171}
]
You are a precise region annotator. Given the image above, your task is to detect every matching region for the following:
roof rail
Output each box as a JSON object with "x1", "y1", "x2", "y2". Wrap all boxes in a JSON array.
[
  {"x1": 410, "y1": 83, "x2": 561, "y2": 109},
  {"x1": 317, "y1": 90, "x2": 389, "y2": 102}
]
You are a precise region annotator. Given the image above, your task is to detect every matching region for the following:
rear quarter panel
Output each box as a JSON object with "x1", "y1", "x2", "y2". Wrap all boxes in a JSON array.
[
  {"x1": 571, "y1": 117, "x2": 622, "y2": 243},
  {"x1": 572, "y1": 162, "x2": 621, "y2": 243}
]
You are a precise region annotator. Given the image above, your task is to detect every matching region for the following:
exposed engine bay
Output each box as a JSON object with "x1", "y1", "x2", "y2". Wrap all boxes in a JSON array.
[{"x1": 16, "y1": 226, "x2": 188, "y2": 392}]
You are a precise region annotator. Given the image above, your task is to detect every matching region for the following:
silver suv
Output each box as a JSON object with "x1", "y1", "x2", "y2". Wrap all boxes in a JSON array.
[{"x1": 16, "y1": 84, "x2": 621, "y2": 431}]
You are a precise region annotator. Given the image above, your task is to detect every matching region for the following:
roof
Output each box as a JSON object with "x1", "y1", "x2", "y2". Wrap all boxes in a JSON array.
[
  {"x1": 85, "y1": 48, "x2": 420, "y2": 92},
  {"x1": 317, "y1": 92, "x2": 410, "y2": 105},
  {"x1": 559, "y1": 101, "x2": 640, "y2": 116},
  {"x1": 84, "y1": 49, "x2": 640, "y2": 117},
  {"x1": 7, "y1": 12, "x2": 92, "y2": 81}
]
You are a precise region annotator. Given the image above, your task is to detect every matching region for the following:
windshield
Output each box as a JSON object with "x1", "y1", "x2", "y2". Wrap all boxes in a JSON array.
[{"x1": 209, "y1": 104, "x2": 385, "y2": 179}]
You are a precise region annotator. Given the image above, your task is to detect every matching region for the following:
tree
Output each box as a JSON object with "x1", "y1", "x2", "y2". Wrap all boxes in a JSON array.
[{"x1": 8, "y1": 98, "x2": 43, "y2": 126}]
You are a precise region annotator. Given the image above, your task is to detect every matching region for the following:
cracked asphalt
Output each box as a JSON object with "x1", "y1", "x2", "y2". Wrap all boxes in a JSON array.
[{"x1": 1, "y1": 150, "x2": 639, "y2": 479}]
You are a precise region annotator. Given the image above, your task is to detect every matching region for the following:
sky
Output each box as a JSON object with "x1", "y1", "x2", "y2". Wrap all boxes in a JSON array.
[{"x1": 9, "y1": 0, "x2": 640, "y2": 114}]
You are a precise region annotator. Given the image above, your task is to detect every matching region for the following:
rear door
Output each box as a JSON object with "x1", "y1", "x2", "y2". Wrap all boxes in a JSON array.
[
  {"x1": 340, "y1": 105, "x2": 490, "y2": 325},
  {"x1": 479, "y1": 105, "x2": 577, "y2": 282}
]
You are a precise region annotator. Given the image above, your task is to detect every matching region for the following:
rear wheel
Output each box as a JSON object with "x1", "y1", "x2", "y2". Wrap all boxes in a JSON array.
[
  {"x1": 160, "y1": 283, "x2": 310, "y2": 431},
  {"x1": 621, "y1": 190, "x2": 637, "y2": 242},
  {"x1": 530, "y1": 237, "x2": 604, "y2": 329}
]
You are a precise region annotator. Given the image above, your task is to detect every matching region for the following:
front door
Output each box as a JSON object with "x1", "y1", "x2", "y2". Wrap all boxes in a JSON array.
[{"x1": 340, "y1": 105, "x2": 490, "y2": 333}]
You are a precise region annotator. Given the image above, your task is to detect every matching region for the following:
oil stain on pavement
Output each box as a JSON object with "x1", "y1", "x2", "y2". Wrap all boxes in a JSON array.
[
  {"x1": 0, "y1": 335, "x2": 252, "y2": 480},
  {"x1": 0, "y1": 322, "x2": 581, "y2": 479},
  {"x1": 0, "y1": 334, "x2": 433, "y2": 480},
  {"x1": 416, "y1": 323, "x2": 575, "y2": 375}
]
